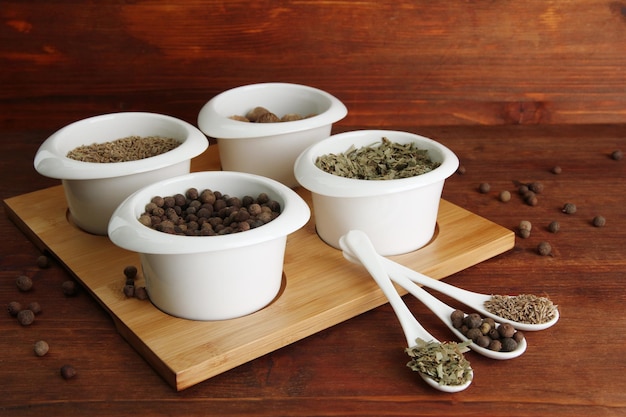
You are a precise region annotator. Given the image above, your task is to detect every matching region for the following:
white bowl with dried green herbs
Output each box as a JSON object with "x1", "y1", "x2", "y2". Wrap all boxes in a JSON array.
[
  {"x1": 197, "y1": 82, "x2": 347, "y2": 188},
  {"x1": 108, "y1": 170, "x2": 310, "y2": 321},
  {"x1": 34, "y1": 112, "x2": 208, "y2": 235},
  {"x1": 294, "y1": 130, "x2": 459, "y2": 255}
]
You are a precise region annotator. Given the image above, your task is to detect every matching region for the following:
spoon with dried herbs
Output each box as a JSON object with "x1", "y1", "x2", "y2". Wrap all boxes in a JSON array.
[
  {"x1": 339, "y1": 230, "x2": 473, "y2": 392},
  {"x1": 344, "y1": 249, "x2": 526, "y2": 360},
  {"x1": 359, "y1": 252, "x2": 559, "y2": 332}
]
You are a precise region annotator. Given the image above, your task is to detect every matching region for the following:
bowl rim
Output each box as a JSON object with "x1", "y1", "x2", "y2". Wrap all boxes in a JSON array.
[
  {"x1": 107, "y1": 171, "x2": 311, "y2": 254},
  {"x1": 294, "y1": 130, "x2": 460, "y2": 198},
  {"x1": 33, "y1": 112, "x2": 208, "y2": 180},
  {"x1": 197, "y1": 82, "x2": 347, "y2": 139}
]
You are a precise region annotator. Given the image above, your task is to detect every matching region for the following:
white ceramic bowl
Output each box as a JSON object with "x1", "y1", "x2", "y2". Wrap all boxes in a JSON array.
[
  {"x1": 34, "y1": 112, "x2": 208, "y2": 235},
  {"x1": 107, "y1": 171, "x2": 310, "y2": 321},
  {"x1": 294, "y1": 130, "x2": 459, "y2": 256},
  {"x1": 197, "y1": 83, "x2": 347, "y2": 187}
]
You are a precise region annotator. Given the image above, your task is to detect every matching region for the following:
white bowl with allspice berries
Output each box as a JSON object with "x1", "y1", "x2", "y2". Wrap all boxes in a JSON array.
[
  {"x1": 294, "y1": 130, "x2": 459, "y2": 256},
  {"x1": 107, "y1": 170, "x2": 310, "y2": 321},
  {"x1": 34, "y1": 112, "x2": 209, "y2": 235},
  {"x1": 197, "y1": 82, "x2": 347, "y2": 188}
]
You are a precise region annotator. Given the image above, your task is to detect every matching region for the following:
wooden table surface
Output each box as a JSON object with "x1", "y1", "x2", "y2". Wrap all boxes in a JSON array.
[{"x1": 1, "y1": 123, "x2": 625, "y2": 416}]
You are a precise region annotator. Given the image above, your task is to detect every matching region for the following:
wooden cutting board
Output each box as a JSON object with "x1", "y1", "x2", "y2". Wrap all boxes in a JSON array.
[{"x1": 3, "y1": 146, "x2": 514, "y2": 391}]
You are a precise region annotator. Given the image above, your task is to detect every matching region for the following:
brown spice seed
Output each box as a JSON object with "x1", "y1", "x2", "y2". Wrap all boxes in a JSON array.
[
  {"x1": 36, "y1": 255, "x2": 50, "y2": 268},
  {"x1": 592, "y1": 216, "x2": 606, "y2": 227},
  {"x1": 16, "y1": 275, "x2": 33, "y2": 292},
  {"x1": 17, "y1": 309, "x2": 35, "y2": 326},
  {"x1": 7, "y1": 301, "x2": 22, "y2": 316},
  {"x1": 61, "y1": 280, "x2": 79, "y2": 296},
  {"x1": 123, "y1": 285, "x2": 135, "y2": 298},
  {"x1": 537, "y1": 241, "x2": 552, "y2": 256},
  {"x1": 123, "y1": 265, "x2": 138, "y2": 280},
  {"x1": 27, "y1": 301, "x2": 42, "y2": 314},
  {"x1": 562, "y1": 203, "x2": 577, "y2": 214},
  {"x1": 60, "y1": 364, "x2": 77, "y2": 379},
  {"x1": 135, "y1": 286, "x2": 149, "y2": 300},
  {"x1": 548, "y1": 221, "x2": 560, "y2": 233},
  {"x1": 34, "y1": 340, "x2": 49, "y2": 357}
]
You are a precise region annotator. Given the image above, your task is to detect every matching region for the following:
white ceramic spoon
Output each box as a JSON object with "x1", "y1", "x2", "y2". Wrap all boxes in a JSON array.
[
  {"x1": 370, "y1": 254, "x2": 559, "y2": 332},
  {"x1": 343, "y1": 250, "x2": 526, "y2": 360},
  {"x1": 339, "y1": 231, "x2": 473, "y2": 393}
]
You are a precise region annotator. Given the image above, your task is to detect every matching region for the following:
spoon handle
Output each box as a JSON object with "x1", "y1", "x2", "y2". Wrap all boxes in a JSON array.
[
  {"x1": 340, "y1": 230, "x2": 435, "y2": 347},
  {"x1": 381, "y1": 257, "x2": 491, "y2": 307}
]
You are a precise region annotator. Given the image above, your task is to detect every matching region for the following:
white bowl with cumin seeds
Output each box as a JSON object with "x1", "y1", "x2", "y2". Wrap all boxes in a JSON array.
[
  {"x1": 108, "y1": 170, "x2": 311, "y2": 321},
  {"x1": 294, "y1": 130, "x2": 459, "y2": 256},
  {"x1": 197, "y1": 82, "x2": 347, "y2": 188},
  {"x1": 34, "y1": 112, "x2": 208, "y2": 235}
]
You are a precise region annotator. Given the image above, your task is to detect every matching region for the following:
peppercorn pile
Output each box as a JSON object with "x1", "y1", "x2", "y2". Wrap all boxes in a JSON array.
[
  {"x1": 138, "y1": 188, "x2": 281, "y2": 236},
  {"x1": 451, "y1": 309, "x2": 524, "y2": 352}
]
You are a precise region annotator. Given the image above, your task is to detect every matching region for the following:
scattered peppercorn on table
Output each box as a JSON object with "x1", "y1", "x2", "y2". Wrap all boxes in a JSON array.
[{"x1": 1, "y1": 124, "x2": 625, "y2": 416}]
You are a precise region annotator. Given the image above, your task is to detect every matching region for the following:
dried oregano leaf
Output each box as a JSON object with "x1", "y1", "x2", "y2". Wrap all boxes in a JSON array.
[
  {"x1": 314, "y1": 137, "x2": 441, "y2": 180},
  {"x1": 66, "y1": 136, "x2": 181, "y2": 163},
  {"x1": 483, "y1": 294, "x2": 558, "y2": 324},
  {"x1": 405, "y1": 338, "x2": 472, "y2": 386}
]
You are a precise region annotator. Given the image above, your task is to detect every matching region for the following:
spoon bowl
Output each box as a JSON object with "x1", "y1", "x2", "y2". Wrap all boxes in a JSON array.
[{"x1": 339, "y1": 230, "x2": 473, "y2": 393}]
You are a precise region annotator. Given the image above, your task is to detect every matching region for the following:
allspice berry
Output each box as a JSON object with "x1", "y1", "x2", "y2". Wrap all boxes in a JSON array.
[
  {"x1": 548, "y1": 221, "x2": 560, "y2": 233},
  {"x1": 34, "y1": 340, "x2": 49, "y2": 357},
  {"x1": 478, "y1": 183, "x2": 491, "y2": 194},
  {"x1": 134, "y1": 286, "x2": 149, "y2": 300},
  {"x1": 551, "y1": 166, "x2": 562, "y2": 174},
  {"x1": 60, "y1": 364, "x2": 77, "y2": 379},
  {"x1": 501, "y1": 337, "x2": 518, "y2": 352},
  {"x1": 592, "y1": 216, "x2": 606, "y2": 227},
  {"x1": 27, "y1": 301, "x2": 42, "y2": 315},
  {"x1": 562, "y1": 203, "x2": 577, "y2": 214},
  {"x1": 16, "y1": 275, "x2": 33, "y2": 292},
  {"x1": 123, "y1": 265, "x2": 138, "y2": 280},
  {"x1": 499, "y1": 190, "x2": 511, "y2": 202},
  {"x1": 498, "y1": 323, "x2": 516, "y2": 338},
  {"x1": 36, "y1": 255, "x2": 50, "y2": 269},
  {"x1": 518, "y1": 220, "x2": 532, "y2": 238},
  {"x1": 123, "y1": 284, "x2": 135, "y2": 298},
  {"x1": 61, "y1": 280, "x2": 79, "y2": 296},
  {"x1": 7, "y1": 301, "x2": 22, "y2": 316},
  {"x1": 537, "y1": 241, "x2": 552, "y2": 256},
  {"x1": 519, "y1": 220, "x2": 532, "y2": 232},
  {"x1": 528, "y1": 182, "x2": 544, "y2": 194},
  {"x1": 488, "y1": 339, "x2": 502, "y2": 352},
  {"x1": 524, "y1": 191, "x2": 538, "y2": 206},
  {"x1": 611, "y1": 149, "x2": 623, "y2": 160},
  {"x1": 17, "y1": 309, "x2": 35, "y2": 326}
]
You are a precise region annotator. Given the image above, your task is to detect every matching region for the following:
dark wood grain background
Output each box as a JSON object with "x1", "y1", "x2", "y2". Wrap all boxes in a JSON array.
[
  {"x1": 2, "y1": 2, "x2": 626, "y2": 416},
  {"x1": 3, "y1": 0, "x2": 626, "y2": 131}
]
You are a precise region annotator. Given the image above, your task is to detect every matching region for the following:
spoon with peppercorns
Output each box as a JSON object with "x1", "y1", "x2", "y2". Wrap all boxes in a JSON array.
[
  {"x1": 340, "y1": 231, "x2": 473, "y2": 393},
  {"x1": 342, "y1": 232, "x2": 527, "y2": 361},
  {"x1": 358, "y1": 253, "x2": 559, "y2": 332}
]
